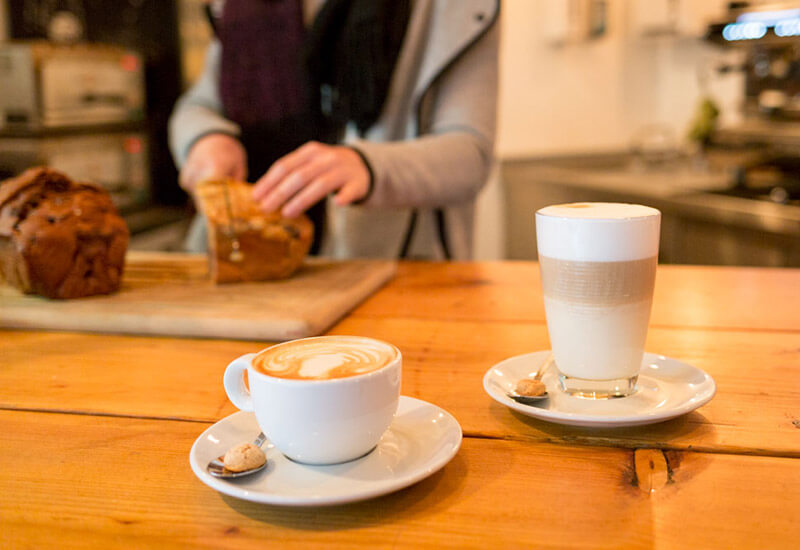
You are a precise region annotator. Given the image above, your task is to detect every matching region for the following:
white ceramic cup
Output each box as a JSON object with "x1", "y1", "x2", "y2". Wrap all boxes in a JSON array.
[{"x1": 223, "y1": 335, "x2": 402, "y2": 465}]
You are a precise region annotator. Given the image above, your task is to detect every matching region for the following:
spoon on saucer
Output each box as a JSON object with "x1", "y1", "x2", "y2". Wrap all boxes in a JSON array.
[
  {"x1": 207, "y1": 432, "x2": 268, "y2": 478},
  {"x1": 507, "y1": 353, "x2": 553, "y2": 405}
]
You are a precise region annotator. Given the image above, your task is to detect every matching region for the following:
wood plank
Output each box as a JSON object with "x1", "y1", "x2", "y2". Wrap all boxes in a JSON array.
[
  {"x1": 1, "y1": 410, "x2": 797, "y2": 549},
  {"x1": 0, "y1": 252, "x2": 395, "y2": 341},
  {"x1": 352, "y1": 262, "x2": 800, "y2": 332},
  {"x1": 1, "y1": 320, "x2": 798, "y2": 456},
  {"x1": 8, "y1": 255, "x2": 794, "y2": 335}
]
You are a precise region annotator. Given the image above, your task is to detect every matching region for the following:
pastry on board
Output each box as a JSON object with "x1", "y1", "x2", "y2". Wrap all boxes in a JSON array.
[
  {"x1": 194, "y1": 179, "x2": 313, "y2": 284},
  {"x1": 0, "y1": 167, "x2": 129, "y2": 299}
]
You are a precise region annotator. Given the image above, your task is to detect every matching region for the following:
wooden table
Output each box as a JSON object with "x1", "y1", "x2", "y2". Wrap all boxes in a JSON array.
[{"x1": 2, "y1": 257, "x2": 799, "y2": 548}]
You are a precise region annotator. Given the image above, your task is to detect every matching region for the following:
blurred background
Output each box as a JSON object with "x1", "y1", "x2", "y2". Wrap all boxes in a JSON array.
[{"x1": 1, "y1": 0, "x2": 799, "y2": 265}]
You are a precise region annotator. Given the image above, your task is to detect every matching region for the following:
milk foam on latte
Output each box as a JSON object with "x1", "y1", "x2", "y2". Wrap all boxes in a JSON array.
[
  {"x1": 536, "y1": 203, "x2": 660, "y2": 262},
  {"x1": 253, "y1": 336, "x2": 397, "y2": 380},
  {"x1": 536, "y1": 203, "x2": 661, "y2": 382}
]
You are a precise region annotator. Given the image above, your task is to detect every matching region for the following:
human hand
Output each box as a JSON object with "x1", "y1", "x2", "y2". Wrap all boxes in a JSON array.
[
  {"x1": 179, "y1": 134, "x2": 248, "y2": 195},
  {"x1": 251, "y1": 141, "x2": 370, "y2": 218}
]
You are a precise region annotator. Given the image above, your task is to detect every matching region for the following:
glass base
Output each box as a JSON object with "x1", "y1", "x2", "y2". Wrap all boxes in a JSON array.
[{"x1": 558, "y1": 372, "x2": 638, "y2": 399}]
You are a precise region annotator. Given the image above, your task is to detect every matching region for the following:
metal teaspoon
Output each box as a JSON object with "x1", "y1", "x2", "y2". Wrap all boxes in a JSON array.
[
  {"x1": 507, "y1": 353, "x2": 554, "y2": 404},
  {"x1": 207, "y1": 432, "x2": 268, "y2": 478}
]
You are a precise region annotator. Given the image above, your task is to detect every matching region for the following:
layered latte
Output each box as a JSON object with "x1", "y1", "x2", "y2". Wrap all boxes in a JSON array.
[{"x1": 536, "y1": 203, "x2": 661, "y2": 394}]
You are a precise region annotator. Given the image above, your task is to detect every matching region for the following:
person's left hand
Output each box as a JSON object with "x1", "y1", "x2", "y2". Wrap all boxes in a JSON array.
[{"x1": 251, "y1": 141, "x2": 370, "y2": 218}]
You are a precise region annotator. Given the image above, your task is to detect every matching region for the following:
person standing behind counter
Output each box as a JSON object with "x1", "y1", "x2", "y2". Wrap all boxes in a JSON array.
[{"x1": 169, "y1": 0, "x2": 499, "y2": 260}]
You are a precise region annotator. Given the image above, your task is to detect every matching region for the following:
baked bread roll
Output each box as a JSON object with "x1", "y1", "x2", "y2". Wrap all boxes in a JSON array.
[
  {"x1": 195, "y1": 179, "x2": 313, "y2": 283},
  {"x1": 0, "y1": 167, "x2": 129, "y2": 299}
]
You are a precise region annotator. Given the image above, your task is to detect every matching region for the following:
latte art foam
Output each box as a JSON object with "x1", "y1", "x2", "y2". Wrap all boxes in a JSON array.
[{"x1": 253, "y1": 336, "x2": 397, "y2": 380}]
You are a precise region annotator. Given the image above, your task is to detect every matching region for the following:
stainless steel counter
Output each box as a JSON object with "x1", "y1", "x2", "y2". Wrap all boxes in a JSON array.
[{"x1": 501, "y1": 152, "x2": 800, "y2": 266}]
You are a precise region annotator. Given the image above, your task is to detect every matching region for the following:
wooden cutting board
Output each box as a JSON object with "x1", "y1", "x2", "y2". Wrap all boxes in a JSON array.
[{"x1": 0, "y1": 251, "x2": 396, "y2": 341}]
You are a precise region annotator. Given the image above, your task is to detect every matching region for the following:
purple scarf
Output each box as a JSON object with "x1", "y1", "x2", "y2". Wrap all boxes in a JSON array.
[{"x1": 218, "y1": 0, "x2": 308, "y2": 127}]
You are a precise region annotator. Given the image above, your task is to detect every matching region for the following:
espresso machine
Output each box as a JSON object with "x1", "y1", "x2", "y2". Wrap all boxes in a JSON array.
[{"x1": 705, "y1": 1, "x2": 800, "y2": 205}]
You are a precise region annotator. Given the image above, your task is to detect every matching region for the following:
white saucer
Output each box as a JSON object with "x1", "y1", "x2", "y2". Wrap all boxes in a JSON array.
[
  {"x1": 189, "y1": 396, "x2": 462, "y2": 506},
  {"x1": 483, "y1": 351, "x2": 716, "y2": 428}
]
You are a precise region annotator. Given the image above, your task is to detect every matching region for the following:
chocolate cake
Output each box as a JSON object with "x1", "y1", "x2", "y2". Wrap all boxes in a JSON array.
[
  {"x1": 0, "y1": 167, "x2": 129, "y2": 299},
  {"x1": 195, "y1": 179, "x2": 313, "y2": 283}
]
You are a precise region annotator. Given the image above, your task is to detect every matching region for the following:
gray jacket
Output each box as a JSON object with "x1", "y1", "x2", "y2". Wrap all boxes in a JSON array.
[{"x1": 169, "y1": 0, "x2": 499, "y2": 260}]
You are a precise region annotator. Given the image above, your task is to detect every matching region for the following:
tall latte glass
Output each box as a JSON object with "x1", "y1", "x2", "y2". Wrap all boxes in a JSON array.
[{"x1": 536, "y1": 203, "x2": 660, "y2": 398}]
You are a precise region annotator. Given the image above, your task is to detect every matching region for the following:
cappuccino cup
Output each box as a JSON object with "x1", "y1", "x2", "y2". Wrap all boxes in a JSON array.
[
  {"x1": 223, "y1": 335, "x2": 401, "y2": 464},
  {"x1": 536, "y1": 203, "x2": 661, "y2": 398}
]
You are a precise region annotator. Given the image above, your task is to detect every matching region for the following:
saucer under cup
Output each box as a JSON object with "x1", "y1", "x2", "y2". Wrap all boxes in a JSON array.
[{"x1": 484, "y1": 350, "x2": 716, "y2": 427}]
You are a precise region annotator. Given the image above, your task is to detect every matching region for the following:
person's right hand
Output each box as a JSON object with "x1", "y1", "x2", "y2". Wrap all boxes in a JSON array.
[{"x1": 179, "y1": 133, "x2": 248, "y2": 195}]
